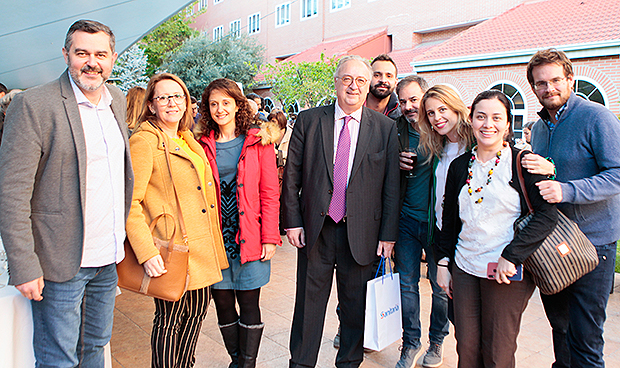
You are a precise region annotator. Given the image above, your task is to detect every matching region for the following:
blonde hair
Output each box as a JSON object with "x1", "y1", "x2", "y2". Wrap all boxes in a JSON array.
[{"x1": 418, "y1": 85, "x2": 474, "y2": 163}]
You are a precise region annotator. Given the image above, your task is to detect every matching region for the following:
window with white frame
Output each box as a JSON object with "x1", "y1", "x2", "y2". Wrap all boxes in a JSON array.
[
  {"x1": 230, "y1": 19, "x2": 241, "y2": 37},
  {"x1": 573, "y1": 78, "x2": 607, "y2": 106},
  {"x1": 330, "y1": 0, "x2": 351, "y2": 11},
  {"x1": 276, "y1": 3, "x2": 291, "y2": 27},
  {"x1": 263, "y1": 97, "x2": 275, "y2": 113},
  {"x1": 199, "y1": 0, "x2": 208, "y2": 9},
  {"x1": 489, "y1": 81, "x2": 527, "y2": 139},
  {"x1": 248, "y1": 13, "x2": 260, "y2": 35},
  {"x1": 213, "y1": 26, "x2": 223, "y2": 41},
  {"x1": 213, "y1": 0, "x2": 221, "y2": 4},
  {"x1": 301, "y1": 0, "x2": 318, "y2": 19}
]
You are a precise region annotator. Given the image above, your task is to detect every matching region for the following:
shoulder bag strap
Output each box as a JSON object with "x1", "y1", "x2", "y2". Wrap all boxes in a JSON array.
[
  {"x1": 161, "y1": 134, "x2": 189, "y2": 246},
  {"x1": 516, "y1": 150, "x2": 534, "y2": 215}
]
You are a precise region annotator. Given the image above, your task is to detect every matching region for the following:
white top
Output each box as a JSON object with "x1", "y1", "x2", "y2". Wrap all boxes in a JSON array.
[
  {"x1": 435, "y1": 142, "x2": 465, "y2": 230},
  {"x1": 70, "y1": 78, "x2": 126, "y2": 267},
  {"x1": 454, "y1": 146, "x2": 521, "y2": 278},
  {"x1": 333, "y1": 101, "x2": 362, "y2": 185}
]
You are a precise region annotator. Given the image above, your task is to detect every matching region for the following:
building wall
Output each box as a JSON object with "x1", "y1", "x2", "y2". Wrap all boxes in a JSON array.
[
  {"x1": 418, "y1": 55, "x2": 620, "y2": 126},
  {"x1": 190, "y1": 0, "x2": 528, "y2": 62}
]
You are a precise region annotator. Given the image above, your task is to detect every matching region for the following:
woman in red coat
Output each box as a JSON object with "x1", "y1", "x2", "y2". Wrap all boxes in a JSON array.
[{"x1": 195, "y1": 78, "x2": 281, "y2": 368}]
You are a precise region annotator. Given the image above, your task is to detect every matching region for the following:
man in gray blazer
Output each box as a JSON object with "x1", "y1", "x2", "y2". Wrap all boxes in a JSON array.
[
  {"x1": 0, "y1": 20, "x2": 133, "y2": 367},
  {"x1": 282, "y1": 55, "x2": 400, "y2": 368}
]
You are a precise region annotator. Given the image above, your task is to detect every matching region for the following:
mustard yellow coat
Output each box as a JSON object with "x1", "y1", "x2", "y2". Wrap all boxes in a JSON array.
[{"x1": 126, "y1": 121, "x2": 228, "y2": 290}]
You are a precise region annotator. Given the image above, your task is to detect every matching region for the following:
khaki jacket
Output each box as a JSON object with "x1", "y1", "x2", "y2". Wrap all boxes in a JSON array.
[{"x1": 126, "y1": 122, "x2": 228, "y2": 290}]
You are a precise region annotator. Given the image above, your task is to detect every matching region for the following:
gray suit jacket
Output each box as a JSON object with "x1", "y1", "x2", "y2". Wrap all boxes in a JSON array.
[
  {"x1": 281, "y1": 104, "x2": 399, "y2": 266},
  {"x1": 0, "y1": 71, "x2": 134, "y2": 285}
]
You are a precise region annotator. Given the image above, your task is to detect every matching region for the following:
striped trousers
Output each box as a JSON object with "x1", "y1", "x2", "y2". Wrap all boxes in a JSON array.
[{"x1": 151, "y1": 287, "x2": 210, "y2": 368}]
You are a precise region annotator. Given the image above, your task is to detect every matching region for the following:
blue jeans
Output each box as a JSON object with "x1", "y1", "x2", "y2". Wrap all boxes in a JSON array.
[
  {"x1": 31, "y1": 264, "x2": 118, "y2": 368},
  {"x1": 541, "y1": 242, "x2": 617, "y2": 368},
  {"x1": 393, "y1": 214, "x2": 449, "y2": 348}
]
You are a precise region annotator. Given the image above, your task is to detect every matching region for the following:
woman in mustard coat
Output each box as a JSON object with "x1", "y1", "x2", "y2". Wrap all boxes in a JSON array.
[{"x1": 126, "y1": 73, "x2": 228, "y2": 368}]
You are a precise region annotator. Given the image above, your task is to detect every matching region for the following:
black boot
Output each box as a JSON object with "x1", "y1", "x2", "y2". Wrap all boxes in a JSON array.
[
  {"x1": 238, "y1": 322, "x2": 264, "y2": 368},
  {"x1": 219, "y1": 320, "x2": 240, "y2": 368}
]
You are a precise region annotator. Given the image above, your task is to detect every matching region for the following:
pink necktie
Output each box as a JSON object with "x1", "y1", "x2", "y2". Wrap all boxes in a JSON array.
[{"x1": 329, "y1": 116, "x2": 351, "y2": 223}]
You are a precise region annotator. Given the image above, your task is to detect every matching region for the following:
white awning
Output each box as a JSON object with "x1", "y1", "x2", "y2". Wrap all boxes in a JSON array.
[{"x1": 0, "y1": 0, "x2": 194, "y2": 89}]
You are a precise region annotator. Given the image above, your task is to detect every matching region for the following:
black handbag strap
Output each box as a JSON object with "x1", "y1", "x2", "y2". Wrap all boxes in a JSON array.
[{"x1": 516, "y1": 150, "x2": 534, "y2": 215}]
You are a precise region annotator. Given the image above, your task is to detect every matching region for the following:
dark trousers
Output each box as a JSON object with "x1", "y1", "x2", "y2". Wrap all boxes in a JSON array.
[
  {"x1": 151, "y1": 288, "x2": 210, "y2": 368},
  {"x1": 452, "y1": 265, "x2": 535, "y2": 368},
  {"x1": 541, "y1": 242, "x2": 617, "y2": 368},
  {"x1": 289, "y1": 218, "x2": 374, "y2": 368}
]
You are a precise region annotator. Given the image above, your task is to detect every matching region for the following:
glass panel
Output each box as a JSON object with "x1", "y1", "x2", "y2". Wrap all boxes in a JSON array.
[
  {"x1": 513, "y1": 115, "x2": 523, "y2": 139},
  {"x1": 512, "y1": 91, "x2": 524, "y2": 109},
  {"x1": 503, "y1": 83, "x2": 517, "y2": 98},
  {"x1": 577, "y1": 80, "x2": 595, "y2": 96},
  {"x1": 590, "y1": 89, "x2": 605, "y2": 106}
]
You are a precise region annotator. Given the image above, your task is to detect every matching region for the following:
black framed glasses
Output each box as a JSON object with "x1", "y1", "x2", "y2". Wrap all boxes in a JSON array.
[{"x1": 152, "y1": 94, "x2": 186, "y2": 106}]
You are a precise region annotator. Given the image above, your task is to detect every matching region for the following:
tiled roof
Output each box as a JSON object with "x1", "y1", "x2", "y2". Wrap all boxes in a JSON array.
[
  {"x1": 284, "y1": 28, "x2": 387, "y2": 63},
  {"x1": 389, "y1": 41, "x2": 447, "y2": 74},
  {"x1": 415, "y1": 0, "x2": 620, "y2": 62}
]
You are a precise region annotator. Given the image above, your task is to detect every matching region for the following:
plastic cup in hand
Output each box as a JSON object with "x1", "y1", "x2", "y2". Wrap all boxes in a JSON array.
[{"x1": 402, "y1": 148, "x2": 418, "y2": 178}]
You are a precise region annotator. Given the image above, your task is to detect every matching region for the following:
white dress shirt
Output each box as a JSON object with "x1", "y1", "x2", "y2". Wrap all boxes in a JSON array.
[
  {"x1": 333, "y1": 101, "x2": 362, "y2": 185},
  {"x1": 69, "y1": 78, "x2": 126, "y2": 267}
]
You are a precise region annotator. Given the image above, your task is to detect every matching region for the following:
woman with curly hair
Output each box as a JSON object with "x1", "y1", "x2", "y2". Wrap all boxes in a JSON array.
[{"x1": 195, "y1": 78, "x2": 281, "y2": 368}]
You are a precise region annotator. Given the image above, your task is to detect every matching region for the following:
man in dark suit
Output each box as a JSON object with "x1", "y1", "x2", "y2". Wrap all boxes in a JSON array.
[
  {"x1": 282, "y1": 55, "x2": 400, "y2": 368},
  {"x1": 0, "y1": 20, "x2": 133, "y2": 367}
]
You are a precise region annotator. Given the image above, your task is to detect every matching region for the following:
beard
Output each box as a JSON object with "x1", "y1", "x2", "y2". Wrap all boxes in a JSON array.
[
  {"x1": 403, "y1": 108, "x2": 417, "y2": 124},
  {"x1": 369, "y1": 82, "x2": 393, "y2": 99},
  {"x1": 539, "y1": 90, "x2": 570, "y2": 112},
  {"x1": 69, "y1": 64, "x2": 108, "y2": 92}
]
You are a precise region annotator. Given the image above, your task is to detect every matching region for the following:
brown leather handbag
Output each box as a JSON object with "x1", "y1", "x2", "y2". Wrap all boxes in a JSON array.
[{"x1": 118, "y1": 132, "x2": 190, "y2": 302}]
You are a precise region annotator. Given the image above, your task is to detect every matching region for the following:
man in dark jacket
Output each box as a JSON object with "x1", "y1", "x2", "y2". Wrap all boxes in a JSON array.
[
  {"x1": 366, "y1": 54, "x2": 401, "y2": 120},
  {"x1": 393, "y1": 76, "x2": 450, "y2": 368}
]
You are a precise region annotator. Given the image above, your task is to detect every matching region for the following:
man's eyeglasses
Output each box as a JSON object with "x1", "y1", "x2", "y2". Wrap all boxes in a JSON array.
[
  {"x1": 337, "y1": 75, "x2": 368, "y2": 88},
  {"x1": 152, "y1": 94, "x2": 186, "y2": 106},
  {"x1": 533, "y1": 77, "x2": 566, "y2": 91}
]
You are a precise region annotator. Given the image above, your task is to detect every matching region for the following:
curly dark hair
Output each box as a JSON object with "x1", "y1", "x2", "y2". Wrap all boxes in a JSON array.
[{"x1": 195, "y1": 78, "x2": 254, "y2": 140}]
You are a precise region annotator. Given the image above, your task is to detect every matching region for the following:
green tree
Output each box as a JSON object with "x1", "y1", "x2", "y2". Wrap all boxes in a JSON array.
[
  {"x1": 161, "y1": 34, "x2": 264, "y2": 98},
  {"x1": 111, "y1": 44, "x2": 149, "y2": 92},
  {"x1": 260, "y1": 54, "x2": 339, "y2": 110},
  {"x1": 140, "y1": 11, "x2": 199, "y2": 76}
]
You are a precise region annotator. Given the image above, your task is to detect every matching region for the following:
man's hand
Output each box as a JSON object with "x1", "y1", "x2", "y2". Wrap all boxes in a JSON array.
[
  {"x1": 376, "y1": 241, "x2": 395, "y2": 258},
  {"x1": 16, "y1": 276, "x2": 45, "y2": 301},
  {"x1": 536, "y1": 180, "x2": 563, "y2": 203},
  {"x1": 143, "y1": 255, "x2": 167, "y2": 278},
  {"x1": 399, "y1": 152, "x2": 414, "y2": 171},
  {"x1": 286, "y1": 228, "x2": 306, "y2": 248},
  {"x1": 521, "y1": 153, "x2": 555, "y2": 176}
]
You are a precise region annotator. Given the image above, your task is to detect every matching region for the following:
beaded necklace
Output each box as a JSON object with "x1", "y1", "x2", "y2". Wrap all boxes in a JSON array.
[{"x1": 466, "y1": 142, "x2": 507, "y2": 204}]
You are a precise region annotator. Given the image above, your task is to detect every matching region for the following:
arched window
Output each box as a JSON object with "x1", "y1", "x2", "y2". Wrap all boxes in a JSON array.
[
  {"x1": 489, "y1": 81, "x2": 527, "y2": 139},
  {"x1": 573, "y1": 78, "x2": 607, "y2": 106},
  {"x1": 284, "y1": 99, "x2": 300, "y2": 115},
  {"x1": 317, "y1": 95, "x2": 336, "y2": 107},
  {"x1": 263, "y1": 97, "x2": 275, "y2": 113}
]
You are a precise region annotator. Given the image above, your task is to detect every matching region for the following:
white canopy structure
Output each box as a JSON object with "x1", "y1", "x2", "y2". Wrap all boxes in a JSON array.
[{"x1": 0, "y1": 0, "x2": 194, "y2": 89}]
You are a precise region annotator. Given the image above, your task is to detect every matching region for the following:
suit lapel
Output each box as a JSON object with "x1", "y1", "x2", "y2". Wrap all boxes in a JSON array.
[
  {"x1": 60, "y1": 71, "x2": 88, "y2": 211},
  {"x1": 321, "y1": 105, "x2": 336, "y2": 184},
  {"x1": 350, "y1": 107, "x2": 372, "y2": 181}
]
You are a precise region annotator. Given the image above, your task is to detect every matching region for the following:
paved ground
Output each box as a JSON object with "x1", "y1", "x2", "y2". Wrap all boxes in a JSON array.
[{"x1": 111, "y1": 236, "x2": 620, "y2": 367}]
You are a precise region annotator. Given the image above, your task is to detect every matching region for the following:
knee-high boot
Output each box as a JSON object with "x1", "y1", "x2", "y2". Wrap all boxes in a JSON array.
[
  {"x1": 238, "y1": 322, "x2": 264, "y2": 368},
  {"x1": 219, "y1": 320, "x2": 240, "y2": 368}
]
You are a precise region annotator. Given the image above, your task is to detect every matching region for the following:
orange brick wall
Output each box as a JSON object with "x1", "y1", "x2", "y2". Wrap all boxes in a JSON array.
[{"x1": 418, "y1": 55, "x2": 620, "y2": 122}]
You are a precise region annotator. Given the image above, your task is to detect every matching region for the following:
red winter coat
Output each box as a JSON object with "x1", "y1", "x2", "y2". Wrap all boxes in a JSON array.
[{"x1": 199, "y1": 125, "x2": 282, "y2": 264}]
